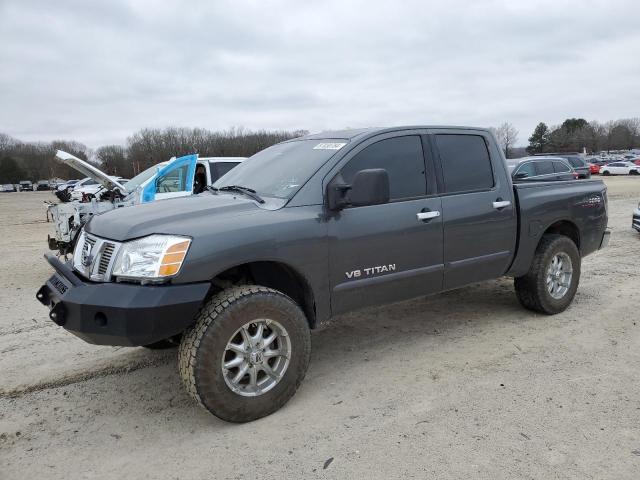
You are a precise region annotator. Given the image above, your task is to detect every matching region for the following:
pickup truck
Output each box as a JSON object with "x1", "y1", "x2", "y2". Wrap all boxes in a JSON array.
[{"x1": 37, "y1": 126, "x2": 610, "y2": 423}]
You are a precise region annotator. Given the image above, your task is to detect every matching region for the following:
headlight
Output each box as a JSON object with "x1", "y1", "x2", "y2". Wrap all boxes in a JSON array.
[{"x1": 112, "y1": 234, "x2": 191, "y2": 281}]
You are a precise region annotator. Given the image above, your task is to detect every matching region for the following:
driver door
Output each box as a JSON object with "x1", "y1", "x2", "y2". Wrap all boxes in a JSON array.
[
  {"x1": 141, "y1": 154, "x2": 198, "y2": 203},
  {"x1": 327, "y1": 133, "x2": 444, "y2": 315}
]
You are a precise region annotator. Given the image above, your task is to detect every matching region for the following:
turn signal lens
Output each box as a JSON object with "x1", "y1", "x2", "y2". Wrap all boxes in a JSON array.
[
  {"x1": 159, "y1": 242, "x2": 190, "y2": 277},
  {"x1": 166, "y1": 240, "x2": 190, "y2": 254},
  {"x1": 159, "y1": 263, "x2": 181, "y2": 276}
]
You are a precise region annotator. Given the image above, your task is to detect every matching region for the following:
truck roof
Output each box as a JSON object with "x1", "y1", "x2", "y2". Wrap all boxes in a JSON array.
[{"x1": 297, "y1": 126, "x2": 491, "y2": 141}]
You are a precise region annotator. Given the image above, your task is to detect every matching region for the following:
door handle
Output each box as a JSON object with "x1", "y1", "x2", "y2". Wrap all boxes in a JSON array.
[
  {"x1": 492, "y1": 200, "x2": 511, "y2": 209},
  {"x1": 417, "y1": 210, "x2": 440, "y2": 221}
]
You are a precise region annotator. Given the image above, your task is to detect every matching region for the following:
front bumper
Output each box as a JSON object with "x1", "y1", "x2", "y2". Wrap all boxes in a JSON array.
[
  {"x1": 599, "y1": 229, "x2": 611, "y2": 249},
  {"x1": 633, "y1": 208, "x2": 640, "y2": 232},
  {"x1": 36, "y1": 254, "x2": 210, "y2": 346}
]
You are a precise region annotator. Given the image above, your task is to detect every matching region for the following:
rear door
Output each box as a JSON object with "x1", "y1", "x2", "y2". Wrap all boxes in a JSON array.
[
  {"x1": 430, "y1": 130, "x2": 517, "y2": 289},
  {"x1": 327, "y1": 132, "x2": 444, "y2": 314}
]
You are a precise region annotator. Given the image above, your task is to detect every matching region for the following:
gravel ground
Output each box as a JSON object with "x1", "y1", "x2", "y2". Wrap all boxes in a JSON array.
[{"x1": 1, "y1": 178, "x2": 639, "y2": 479}]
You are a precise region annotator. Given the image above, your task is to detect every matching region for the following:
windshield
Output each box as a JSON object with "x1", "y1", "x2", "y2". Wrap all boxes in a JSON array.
[
  {"x1": 124, "y1": 162, "x2": 167, "y2": 192},
  {"x1": 212, "y1": 139, "x2": 347, "y2": 199}
]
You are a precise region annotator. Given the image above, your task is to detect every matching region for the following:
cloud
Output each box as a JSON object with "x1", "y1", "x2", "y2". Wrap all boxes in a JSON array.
[{"x1": 1, "y1": 0, "x2": 639, "y2": 148}]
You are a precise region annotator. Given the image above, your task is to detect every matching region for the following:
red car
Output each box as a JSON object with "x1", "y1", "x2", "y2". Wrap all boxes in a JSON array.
[
  {"x1": 633, "y1": 158, "x2": 640, "y2": 166},
  {"x1": 589, "y1": 163, "x2": 601, "y2": 174}
]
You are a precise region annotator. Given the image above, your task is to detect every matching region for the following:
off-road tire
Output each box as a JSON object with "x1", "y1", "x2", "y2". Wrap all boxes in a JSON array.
[
  {"x1": 514, "y1": 234, "x2": 581, "y2": 315},
  {"x1": 178, "y1": 285, "x2": 311, "y2": 422}
]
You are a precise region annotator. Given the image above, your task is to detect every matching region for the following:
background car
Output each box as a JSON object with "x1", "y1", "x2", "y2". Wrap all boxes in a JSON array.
[
  {"x1": 600, "y1": 161, "x2": 640, "y2": 176},
  {"x1": 18, "y1": 180, "x2": 33, "y2": 191},
  {"x1": 507, "y1": 157, "x2": 578, "y2": 182},
  {"x1": 1, "y1": 184, "x2": 17, "y2": 192},
  {"x1": 534, "y1": 153, "x2": 590, "y2": 178},
  {"x1": 588, "y1": 163, "x2": 601, "y2": 175},
  {"x1": 54, "y1": 179, "x2": 81, "y2": 202},
  {"x1": 47, "y1": 151, "x2": 245, "y2": 254},
  {"x1": 69, "y1": 177, "x2": 100, "y2": 200},
  {"x1": 70, "y1": 176, "x2": 127, "y2": 201},
  {"x1": 36, "y1": 180, "x2": 51, "y2": 191}
]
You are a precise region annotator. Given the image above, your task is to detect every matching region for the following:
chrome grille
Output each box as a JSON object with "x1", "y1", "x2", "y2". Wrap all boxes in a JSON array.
[
  {"x1": 98, "y1": 242, "x2": 115, "y2": 274},
  {"x1": 73, "y1": 232, "x2": 122, "y2": 282}
]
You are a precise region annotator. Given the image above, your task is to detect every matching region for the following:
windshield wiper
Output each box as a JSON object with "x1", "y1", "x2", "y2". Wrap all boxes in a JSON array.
[{"x1": 209, "y1": 185, "x2": 265, "y2": 204}]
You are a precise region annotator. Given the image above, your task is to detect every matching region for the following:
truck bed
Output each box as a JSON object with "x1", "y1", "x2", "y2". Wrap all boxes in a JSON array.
[{"x1": 507, "y1": 179, "x2": 608, "y2": 277}]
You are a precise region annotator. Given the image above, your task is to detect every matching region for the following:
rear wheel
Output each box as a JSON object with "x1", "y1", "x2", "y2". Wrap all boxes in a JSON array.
[
  {"x1": 514, "y1": 234, "x2": 580, "y2": 314},
  {"x1": 178, "y1": 285, "x2": 311, "y2": 422},
  {"x1": 602, "y1": 170, "x2": 610, "y2": 176}
]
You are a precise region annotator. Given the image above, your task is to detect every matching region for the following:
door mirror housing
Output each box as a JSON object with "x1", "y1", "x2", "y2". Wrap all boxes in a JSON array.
[
  {"x1": 327, "y1": 168, "x2": 390, "y2": 210},
  {"x1": 514, "y1": 172, "x2": 529, "y2": 179}
]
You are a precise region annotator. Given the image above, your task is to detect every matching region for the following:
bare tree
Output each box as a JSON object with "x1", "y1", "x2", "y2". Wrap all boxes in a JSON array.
[
  {"x1": 0, "y1": 133, "x2": 17, "y2": 155},
  {"x1": 617, "y1": 118, "x2": 640, "y2": 149},
  {"x1": 96, "y1": 145, "x2": 129, "y2": 176},
  {"x1": 490, "y1": 122, "x2": 519, "y2": 158}
]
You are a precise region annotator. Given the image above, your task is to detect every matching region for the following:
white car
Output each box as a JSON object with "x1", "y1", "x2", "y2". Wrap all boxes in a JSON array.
[
  {"x1": 47, "y1": 151, "x2": 245, "y2": 254},
  {"x1": 600, "y1": 161, "x2": 640, "y2": 176},
  {"x1": 70, "y1": 176, "x2": 126, "y2": 201}
]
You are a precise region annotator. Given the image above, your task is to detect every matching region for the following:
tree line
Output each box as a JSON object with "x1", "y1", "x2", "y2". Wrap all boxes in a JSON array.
[
  {"x1": 490, "y1": 117, "x2": 640, "y2": 159},
  {"x1": 0, "y1": 127, "x2": 307, "y2": 183},
  {"x1": 2, "y1": 119, "x2": 639, "y2": 183},
  {"x1": 525, "y1": 118, "x2": 640, "y2": 155}
]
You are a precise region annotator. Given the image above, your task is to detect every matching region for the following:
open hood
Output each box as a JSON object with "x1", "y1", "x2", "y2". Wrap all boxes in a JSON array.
[{"x1": 55, "y1": 150, "x2": 127, "y2": 192}]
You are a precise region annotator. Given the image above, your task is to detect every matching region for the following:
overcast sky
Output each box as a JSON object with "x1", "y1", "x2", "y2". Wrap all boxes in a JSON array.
[{"x1": 1, "y1": 0, "x2": 639, "y2": 148}]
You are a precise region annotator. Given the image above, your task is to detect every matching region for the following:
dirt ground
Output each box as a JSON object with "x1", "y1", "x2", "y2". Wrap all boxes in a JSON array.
[{"x1": 1, "y1": 178, "x2": 639, "y2": 479}]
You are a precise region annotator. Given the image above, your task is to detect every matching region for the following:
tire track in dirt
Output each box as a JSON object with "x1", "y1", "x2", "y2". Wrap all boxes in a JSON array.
[{"x1": 0, "y1": 351, "x2": 175, "y2": 398}]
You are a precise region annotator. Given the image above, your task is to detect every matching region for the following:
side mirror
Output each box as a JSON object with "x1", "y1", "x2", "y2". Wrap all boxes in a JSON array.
[
  {"x1": 514, "y1": 172, "x2": 529, "y2": 179},
  {"x1": 327, "y1": 168, "x2": 390, "y2": 210}
]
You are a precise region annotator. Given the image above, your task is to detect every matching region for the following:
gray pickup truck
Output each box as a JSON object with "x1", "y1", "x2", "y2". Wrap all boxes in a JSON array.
[{"x1": 37, "y1": 126, "x2": 610, "y2": 422}]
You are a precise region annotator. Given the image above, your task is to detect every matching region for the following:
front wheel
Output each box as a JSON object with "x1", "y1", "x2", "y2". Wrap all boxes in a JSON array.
[
  {"x1": 514, "y1": 234, "x2": 581, "y2": 314},
  {"x1": 178, "y1": 285, "x2": 311, "y2": 422},
  {"x1": 602, "y1": 170, "x2": 610, "y2": 176}
]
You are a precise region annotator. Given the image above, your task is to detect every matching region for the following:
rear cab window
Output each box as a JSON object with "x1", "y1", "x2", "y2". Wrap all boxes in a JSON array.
[
  {"x1": 209, "y1": 161, "x2": 240, "y2": 183},
  {"x1": 435, "y1": 134, "x2": 494, "y2": 193}
]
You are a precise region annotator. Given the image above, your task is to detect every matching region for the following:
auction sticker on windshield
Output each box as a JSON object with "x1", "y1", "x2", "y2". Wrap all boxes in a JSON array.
[{"x1": 313, "y1": 142, "x2": 347, "y2": 150}]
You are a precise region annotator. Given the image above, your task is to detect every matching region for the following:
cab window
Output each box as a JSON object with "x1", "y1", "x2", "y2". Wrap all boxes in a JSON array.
[
  {"x1": 339, "y1": 136, "x2": 426, "y2": 201},
  {"x1": 209, "y1": 161, "x2": 240, "y2": 183},
  {"x1": 156, "y1": 164, "x2": 188, "y2": 193},
  {"x1": 436, "y1": 134, "x2": 494, "y2": 192}
]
